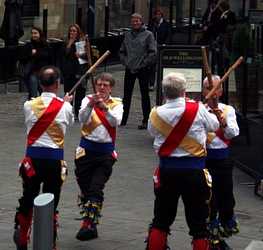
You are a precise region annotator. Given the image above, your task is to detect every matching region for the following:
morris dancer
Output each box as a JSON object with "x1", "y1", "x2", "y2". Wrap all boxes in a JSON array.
[
  {"x1": 203, "y1": 75, "x2": 239, "y2": 250},
  {"x1": 145, "y1": 72, "x2": 219, "y2": 250},
  {"x1": 74, "y1": 73, "x2": 123, "y2": 241},
  {"x1": 13, "y1": 66, "x2": 74, "y2": 250}
]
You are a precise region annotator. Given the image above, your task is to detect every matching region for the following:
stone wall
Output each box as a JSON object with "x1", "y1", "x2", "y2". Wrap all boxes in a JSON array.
[
  {"x1": 0, "y1": 0, "x2": 262, "y2": 42},
  {"x1": 0, "y1": 0, "x2": 76, "y2": 42},
  {"x1": 0, "y1": 0, "x2": 4, "y2": 28},
  {"x1": 33, "y1": 0, "x2": 76, "y2": 40}
]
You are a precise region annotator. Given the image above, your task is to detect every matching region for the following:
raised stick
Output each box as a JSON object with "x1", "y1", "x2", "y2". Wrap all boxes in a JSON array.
[
  {"x1": 68, "y1": 50, "x2": 111, "y2": 95},
  {"x1": 201, "y1": 46, "x2": 213, "y2": 89},
  {"x1": 201, "y1": 46, "x2": 219, "y2": 109},
  {"x1": 205, "y1": 56, "x2": 243, "y2": 100}
]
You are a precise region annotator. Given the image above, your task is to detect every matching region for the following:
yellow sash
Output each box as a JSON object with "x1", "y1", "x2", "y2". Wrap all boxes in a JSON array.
[
  {"x1": 150, "y1": 108, "x2": 206, "y2": 157},
  {"x1": 81, "y1": 97, "x2": 121, "y2": 136},
  {"x1": 30, "y1": 97, "x2": 64, "y2": 148}
]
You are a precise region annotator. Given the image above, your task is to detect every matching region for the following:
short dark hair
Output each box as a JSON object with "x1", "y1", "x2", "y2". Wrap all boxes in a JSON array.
[
  {"x1": 39, "y1": 66, "x2": 61, "y2": 86},
  {"x1": 95, "y1": 72, "x2": 115, "y2": 87}
]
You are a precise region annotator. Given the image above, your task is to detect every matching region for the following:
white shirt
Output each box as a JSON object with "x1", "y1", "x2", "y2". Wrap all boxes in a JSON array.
[
  {"x1": 148, "y1": 97, "x2": 219, "y2": 157},
  {"x1": 206, "y1": 103, "x2": 239, "y2": 149},
  {"x1": 79, "y1": 95, "x2": 123, "y2": 143},
  {"x1": 24, "y1": 92, "x2": 74, "y2": 148}
]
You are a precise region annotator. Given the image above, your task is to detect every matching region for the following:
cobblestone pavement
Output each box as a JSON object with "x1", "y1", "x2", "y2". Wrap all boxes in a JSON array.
[{"x1": 0, "y1": 65, "x2": 263, "y2": 250}]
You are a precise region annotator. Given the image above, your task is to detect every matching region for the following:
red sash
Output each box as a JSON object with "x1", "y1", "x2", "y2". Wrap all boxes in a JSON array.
[
  {"x1": 215, "y1": 129, "x2": 231, "y2": 146},
  {"x1": 27, "y1": 98, "x2": 64, "y2": 146},
  {"x1": 94, "y1": 107, "x2": 116, "y2": 143},
  {"x1": 158, "y1": 102, "x2": 199, "y2": 157}
]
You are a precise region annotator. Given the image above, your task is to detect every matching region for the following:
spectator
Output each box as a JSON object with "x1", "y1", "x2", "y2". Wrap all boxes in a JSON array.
[
  {"x1": 201, "y1": 0, "x2": 236, "y2": 48},
  {"x1": 120, "y1": 13, "x2": 157, "y2": 129},
  {"x1": 148, "y1": 9, "x2": 171, "y2": 45},
  {"x1": 20, "y1": 26, "x2": 50, "y2": 100},
  {"x1": 59, "y1": 24, "x2": 88, "y2": 118},
  {"x1": 147, "y1": 9, "x2": 171, "y2": 91},
  {"x1": 202, "y1": 0, "x2": 219, "y2": 31}
]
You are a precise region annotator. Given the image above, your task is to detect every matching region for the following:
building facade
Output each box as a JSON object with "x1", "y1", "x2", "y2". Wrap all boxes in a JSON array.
[{"x1": 0, "y1": 0, "x2": 263, "y2": 42}]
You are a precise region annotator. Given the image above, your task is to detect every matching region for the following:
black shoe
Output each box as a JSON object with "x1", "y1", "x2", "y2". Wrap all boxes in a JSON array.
[
  {"x1": 76, "y1": 220, "x2": 98, "y2": 241},
  {"x1": 76, "y1": 227, "x2": 98, "y2": 241},
  {"x1": 138, "y1": 123, "x2": 147, "y2": 130}
]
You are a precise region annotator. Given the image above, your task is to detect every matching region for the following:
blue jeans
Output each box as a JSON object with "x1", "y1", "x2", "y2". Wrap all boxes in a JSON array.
[{"x1": 27, "y1": 74, "x2": 40, "y2": 99}]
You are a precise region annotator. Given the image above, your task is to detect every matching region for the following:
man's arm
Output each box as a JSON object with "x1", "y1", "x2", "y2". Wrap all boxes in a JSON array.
[
  {"x1": 141, "y1": 32, "x2": 157, "y2": 68},
  {"x1": 78, "y1": 96, "x2": 93, "y2": 123},
  {"x1": 222, "y1": 106, "x2": 239, "y2": 139},
  {"x1": 105, "y1": 102, "x2": 123, "y2": 127},
  {"x1": 119, "y1": 35, "x2": 127, "y2": 66}
]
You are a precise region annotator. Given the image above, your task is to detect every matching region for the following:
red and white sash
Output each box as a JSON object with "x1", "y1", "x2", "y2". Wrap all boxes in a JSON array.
[
  {"x1": 158, "y1": 101, "x2": 199, "y2": 157},
  {"x1": 94, "y1": 107, "x2": 116, "y2": 144},
  {"x1": 27, "y1": 98, "x2": 64, "y2": 146}
]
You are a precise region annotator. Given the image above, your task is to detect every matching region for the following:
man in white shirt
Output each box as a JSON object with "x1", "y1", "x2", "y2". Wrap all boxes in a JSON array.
[
  {"x1": 146, "y1": 72, "x2": 219, "y2": 250},
  {"x1": 203, "y1": 75, "x2": 239, "y2": 250},
  {"x1": 13, "y1": 66, "x2": 74, "y2": 250},
  {"x1": 74, "y1": 73, "x2": 123, "y2": 241}
]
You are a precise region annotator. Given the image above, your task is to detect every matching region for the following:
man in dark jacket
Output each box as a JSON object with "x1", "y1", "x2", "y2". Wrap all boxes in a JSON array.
[
  {"x1": 148, "y1": 9, "x2": 171, "y2": 45},
  {"x1": 119, "y1": 13, "x2": 157, "y2": 129},
  {"x1": 202, "y1": 0, "x2": 236, "y2": 46},
  {"x1": 147, "y1": 9, "x2": 171, "y2": 90}
]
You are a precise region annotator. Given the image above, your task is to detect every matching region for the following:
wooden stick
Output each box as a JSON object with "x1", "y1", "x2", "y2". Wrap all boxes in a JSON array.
[
  {"x1": 85, "y1": 35, "x2": 96, "y2": 92},
  {"x1": 68, "y1": 50, "x2": 111, "y2": 95},
  {"x1": 205, "y1": 56, "x2": 243, "y2": 100},
  {"x1": 201, "y1": 46, "x2": 218, "y2": 109},
  {"x1": 201, "y1": 46, "x2": 213, "y2": 90}
]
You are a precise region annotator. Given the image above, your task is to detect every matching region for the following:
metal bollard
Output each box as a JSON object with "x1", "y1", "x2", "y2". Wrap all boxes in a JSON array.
[{"x1": 33, "y1": 193, "x2": 54, "y2": 250}]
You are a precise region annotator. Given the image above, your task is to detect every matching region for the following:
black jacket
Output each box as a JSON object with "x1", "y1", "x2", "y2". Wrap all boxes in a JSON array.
[
  {"x1": 20, "y1": 39, "x2": 50, "y2": 75},
  {"x1": 59, "y1": 41, "x2": 87, "y2": 79},
  {"x1": 148, "y1": 18, "x2": 171, "y2": 45}
]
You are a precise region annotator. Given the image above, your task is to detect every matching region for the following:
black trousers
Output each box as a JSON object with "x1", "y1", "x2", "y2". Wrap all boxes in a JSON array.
[
  {"x1": 121, "y1": 68, "x2": 151, "y2": 124},
  {"x1": 148, "y1": 64, "x2": 157, "y2": 88},
  {"x1": 152, "y1": 168, "x2": 211, "y2": 239},
  {"x1": 74, "y1": 151, "x2": 115, "y2": 203},
  {"x1": 18, "y1": 158, "x2": 63, "y2": 215},
  {"x1": 206, "y1": 158, "x2": 235, "y2": 223},
  {"x1": 64, "y1": 75, "x2": 86, "y2": 117}
]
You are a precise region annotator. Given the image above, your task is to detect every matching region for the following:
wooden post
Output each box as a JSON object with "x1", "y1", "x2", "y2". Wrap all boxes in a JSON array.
[
  {"x1": 188, "y1": 0, "x2": 194, "y2": 44},
  {"x1": 33, "y1": 193, "x2": 54, "y2": 250},
  {"x1": 104, "y1": 0, "x2": 110, "y2": 36},
  {"x1": 43, "y1": 6, "x2": 48, "y2": 39}
]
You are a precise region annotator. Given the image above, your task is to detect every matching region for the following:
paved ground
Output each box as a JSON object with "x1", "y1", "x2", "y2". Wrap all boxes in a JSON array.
[{"x1": 0, "y1": 65, "x2": 263, "y2": 250}]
